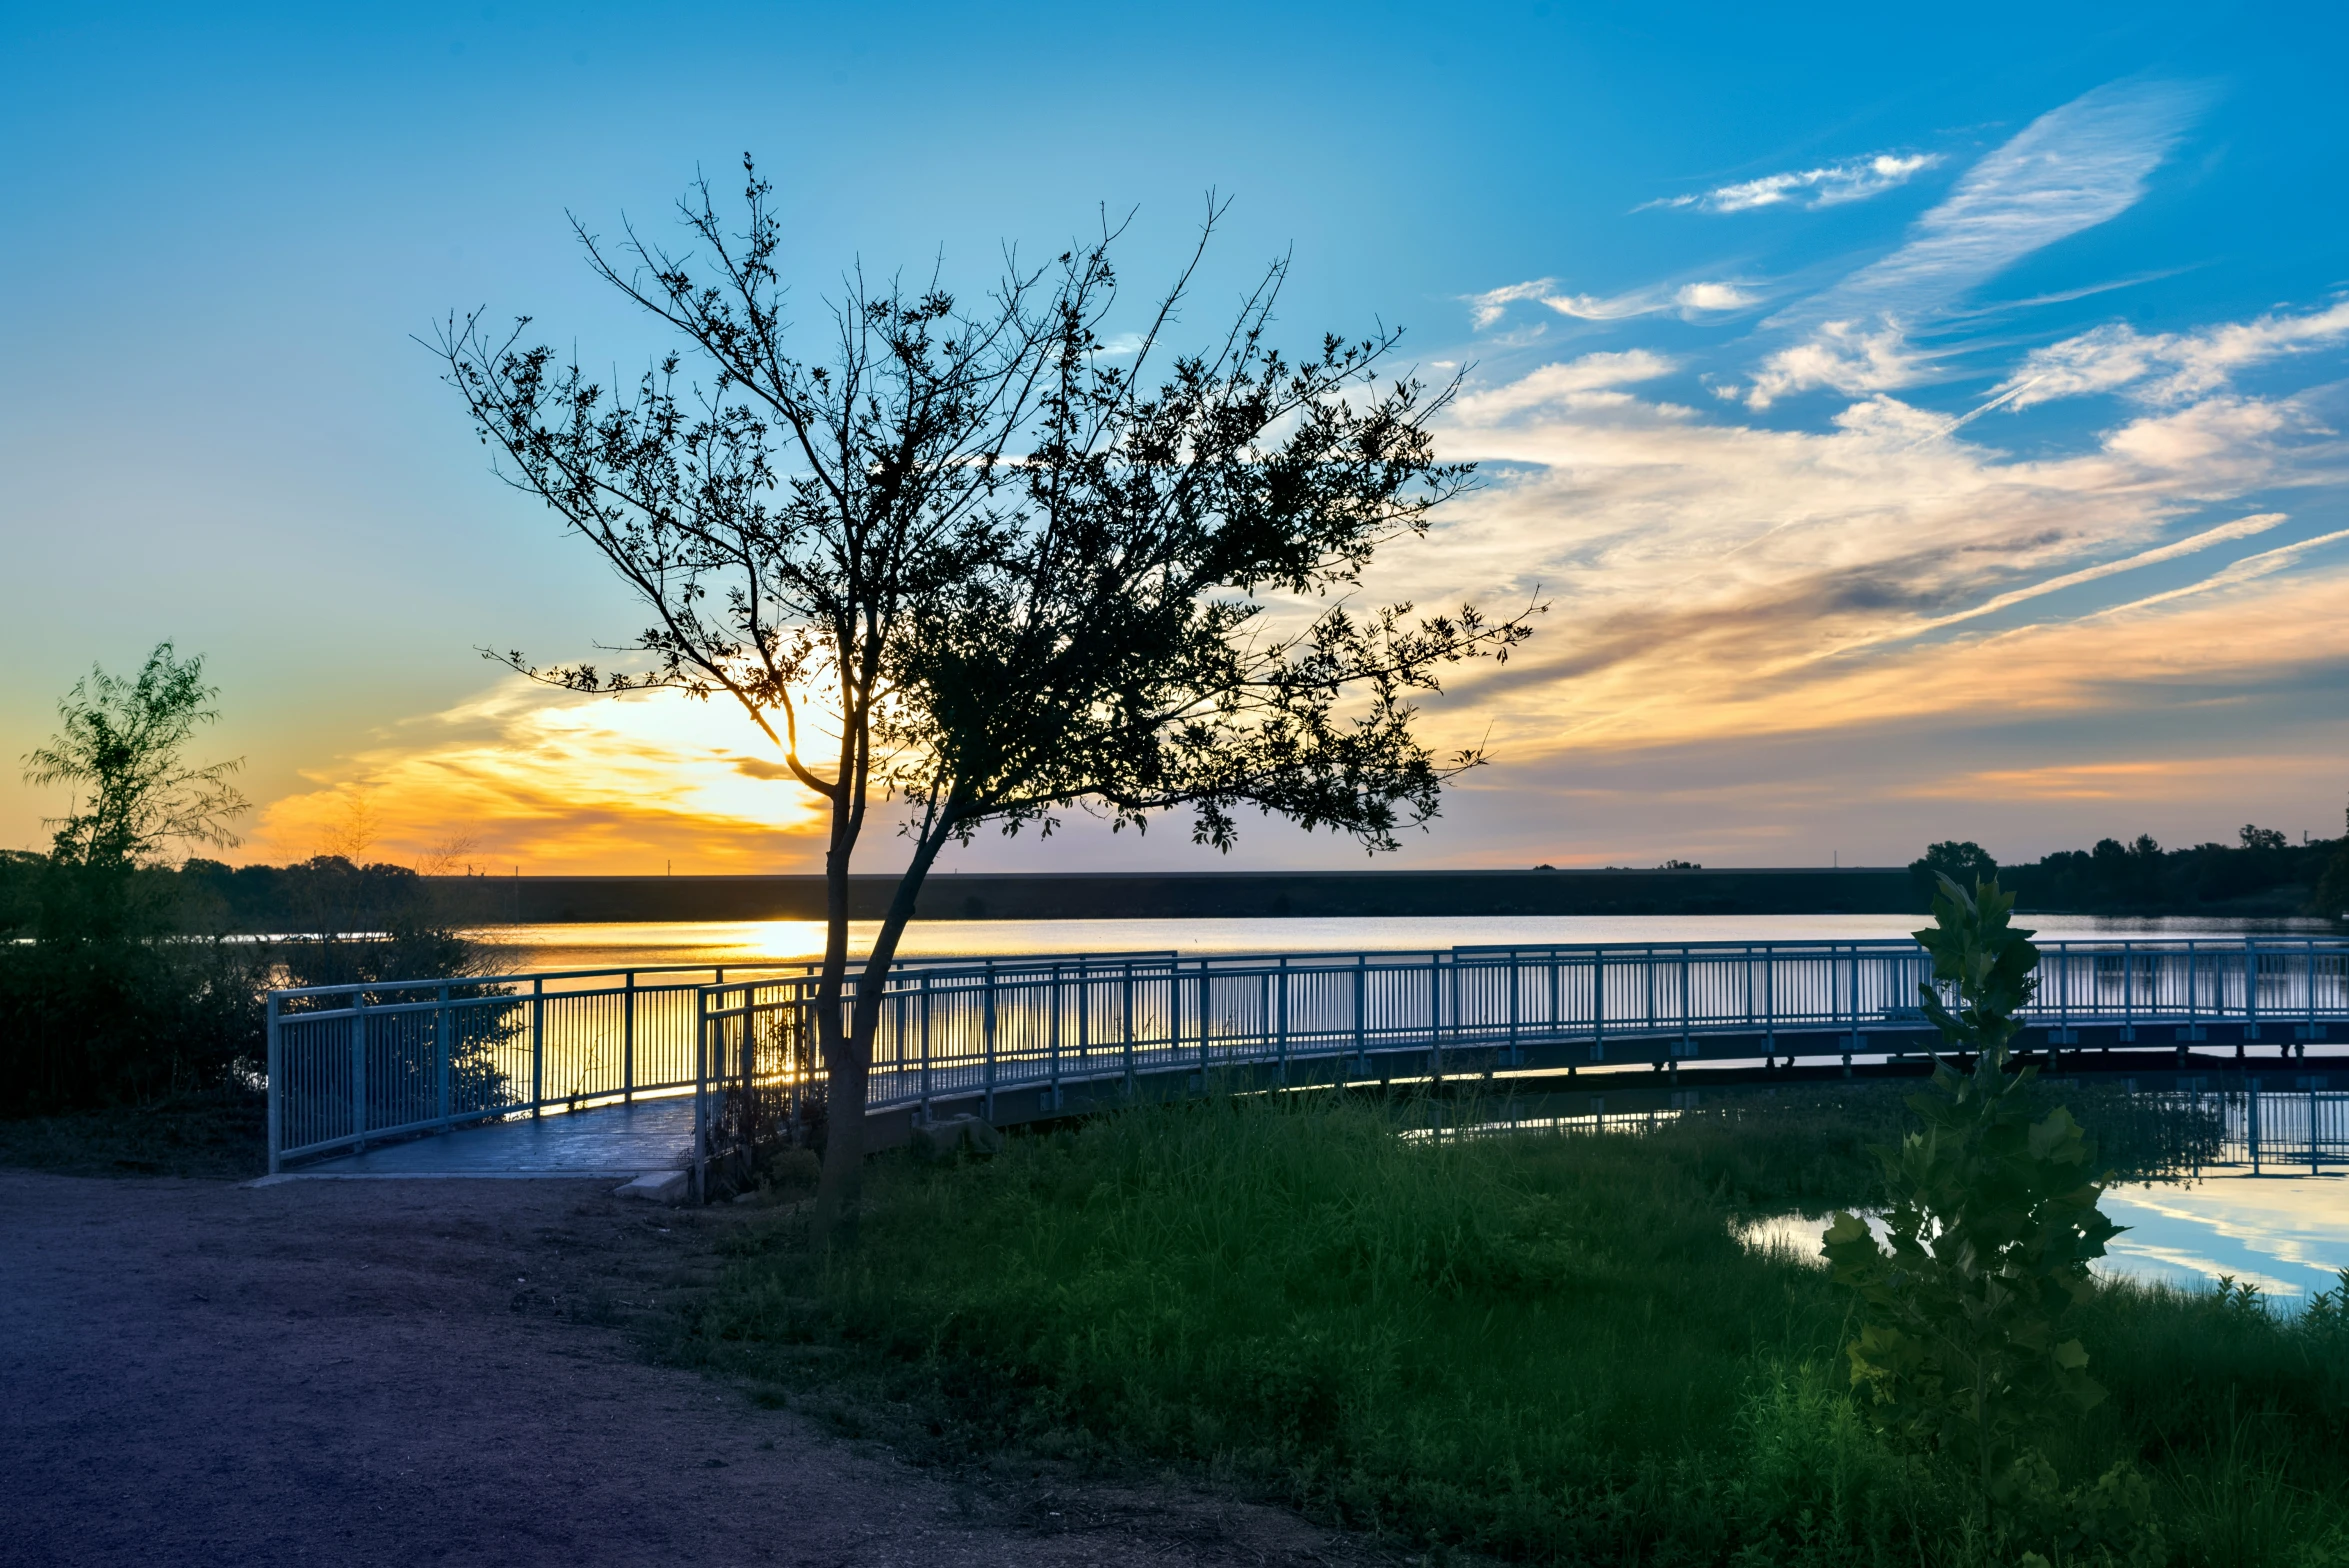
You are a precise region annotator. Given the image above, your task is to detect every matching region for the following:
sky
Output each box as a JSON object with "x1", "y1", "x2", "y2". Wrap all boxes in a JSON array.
[{"x1": 3, "y1": 1, "x2": 2346, "y2": 876}]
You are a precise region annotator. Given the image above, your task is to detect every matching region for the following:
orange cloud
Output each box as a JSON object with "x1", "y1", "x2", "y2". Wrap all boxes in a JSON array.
[{"x1": 245, "y1": 680, "x2": 830, "y2": 873}]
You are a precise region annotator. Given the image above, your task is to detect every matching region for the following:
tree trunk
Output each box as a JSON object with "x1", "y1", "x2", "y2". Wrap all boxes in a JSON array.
[
  {"x1": 811, "y1": 820, "x2": 957, "y2": 1238},
  {"x1": 807, "y1": 817, "x2": 857, "y2": 1227}
]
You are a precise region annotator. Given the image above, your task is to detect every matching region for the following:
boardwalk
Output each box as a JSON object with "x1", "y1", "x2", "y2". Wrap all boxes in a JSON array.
[{"x1": 267, "y1": 936, "x2": 2349, "y2": 1182}]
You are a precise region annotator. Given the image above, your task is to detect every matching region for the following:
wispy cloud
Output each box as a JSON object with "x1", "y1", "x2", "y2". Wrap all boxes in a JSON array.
[
  {"x1": 1452, "y1": 351, "x2": 1679, "y2": 422},
  {"x1": 1901, "y1": 513, "x2": 2288, "y2": 633},
  {"x1": 1801, "y1": 81, "x2": 2207, "y2": 324},
  {"x1": 1721, "y1": 82, "x2": 2211, "y2": 411},
  {"x1": 1465, "y1": 277, "x2": 1758, "y2": 329},
  {"x1": 1991, "y1": 300, "x2": 2349, "y2": 410},
  {"x1": 2084, "y1": 525, "x2": 2349, "y2": 621},
  {"x1": 1464, "y1": 279, "x2": 1561, "y2": 329},
  {"x1": 1643, "y1": 153, "x2": 1939, "y2": 214}
]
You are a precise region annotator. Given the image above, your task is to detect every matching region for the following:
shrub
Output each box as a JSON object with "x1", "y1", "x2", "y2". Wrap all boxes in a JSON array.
[{"x1": 1825, "y1": 875, "x2": 2121, "y2": 1518}]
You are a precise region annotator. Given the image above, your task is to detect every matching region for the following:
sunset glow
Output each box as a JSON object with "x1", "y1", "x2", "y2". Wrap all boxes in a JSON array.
[{"x1": 5, "y1": 12, "x2": 2344, "y2": 871}]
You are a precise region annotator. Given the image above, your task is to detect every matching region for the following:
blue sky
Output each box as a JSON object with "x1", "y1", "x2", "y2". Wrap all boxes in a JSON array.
[{"x1": 3, "y1": 2, "x2": 2346, "y2": 872}]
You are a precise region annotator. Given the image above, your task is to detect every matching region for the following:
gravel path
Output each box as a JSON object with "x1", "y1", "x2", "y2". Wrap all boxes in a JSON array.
[{"x1": 0, "y1": 1172, "x2": 1389, "y2": 1567}]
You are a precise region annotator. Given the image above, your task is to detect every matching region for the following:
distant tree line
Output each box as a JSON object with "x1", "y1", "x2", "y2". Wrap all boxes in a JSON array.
[{"x1": 1912, "y1": 822, "x2": 2349, "y2": 918}]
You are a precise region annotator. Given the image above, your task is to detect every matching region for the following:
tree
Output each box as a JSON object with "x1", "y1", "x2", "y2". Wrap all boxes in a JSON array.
[
  {"x1": 436, "y1": 164, "x2": 1534, "y2": 1221},
  {"x1": 22, "y1": 643, "x2": 248, "y2": 940},
  {"x1": 1824, "y1": 875, "x2": 2120, "y2": 1514},
  {"x1": 1907, "y1": 840, "x2": 1995, "y2": 904},
  {"x1": 25, "y1": 642, "x2": 248, "y2": 871}
]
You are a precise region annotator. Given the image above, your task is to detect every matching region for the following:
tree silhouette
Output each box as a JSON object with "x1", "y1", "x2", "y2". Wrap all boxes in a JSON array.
[{"x1": 436, "y1": 163, "x2": 1534, "y2": 1219}]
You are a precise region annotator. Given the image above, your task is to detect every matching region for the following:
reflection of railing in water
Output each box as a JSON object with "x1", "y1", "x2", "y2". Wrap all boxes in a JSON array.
[
  {"x1": 2199, "y1": 1088, "x2": 2349, "y2": 1175},
  {"x1": 269, "y1": 937, "x2": 2349, "y2": 1175}
]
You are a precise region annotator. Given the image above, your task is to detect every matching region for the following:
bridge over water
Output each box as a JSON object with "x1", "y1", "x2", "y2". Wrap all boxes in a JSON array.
[{"x1": 267, "y1": 936, "x2": 2349, "y2": 1194}]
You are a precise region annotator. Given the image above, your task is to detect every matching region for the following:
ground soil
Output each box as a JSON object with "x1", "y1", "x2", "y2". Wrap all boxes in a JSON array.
[{"x1": 0, "y1": 1171, "x2": 1403, "y2": 1568}]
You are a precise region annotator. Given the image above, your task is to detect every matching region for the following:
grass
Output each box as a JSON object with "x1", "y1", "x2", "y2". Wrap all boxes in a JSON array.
[
  {"x1": 679, "y1": 1088, "x2": 2349, "y2": 1565},
  {"x1": 0, "y1": 1087, "x2": 268, "y2": 1179}
]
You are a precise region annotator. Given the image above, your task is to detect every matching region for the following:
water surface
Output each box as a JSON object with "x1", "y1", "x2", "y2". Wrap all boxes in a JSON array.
[
  {"x1": 472, "y1": 912, "x2": 2326, "y2": 973},
  {"x1": 1742, "y1": 1176, "x2": 2349, "y2": 1307}
]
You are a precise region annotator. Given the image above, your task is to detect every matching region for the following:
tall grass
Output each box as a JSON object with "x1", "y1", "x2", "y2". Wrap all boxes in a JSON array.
[{"x1": 685, "y1": 1092, "x2": 2349, "y2": 1565}]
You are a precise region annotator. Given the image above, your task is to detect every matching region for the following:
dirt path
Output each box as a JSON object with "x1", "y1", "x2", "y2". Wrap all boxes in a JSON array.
[{"x1": 0, "y1": 1172, "x2": 1390, "y2": 1568}]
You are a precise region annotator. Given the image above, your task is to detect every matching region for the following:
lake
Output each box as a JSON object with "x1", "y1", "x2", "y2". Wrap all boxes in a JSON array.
[{"x1": 471, "y1": 911, "x2": 2329, "y2": 973}]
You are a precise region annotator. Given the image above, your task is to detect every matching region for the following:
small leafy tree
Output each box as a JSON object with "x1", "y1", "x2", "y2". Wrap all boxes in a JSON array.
[
  {"x1": 1823, "y1": 875, "x2": 2121, "y2": 1507},
  {"x1": 23, "y1": 642, "x2": 248, "y2": 941},
  {"x1": 26, "y1": 643, "x2": 248, "y2": 871}
]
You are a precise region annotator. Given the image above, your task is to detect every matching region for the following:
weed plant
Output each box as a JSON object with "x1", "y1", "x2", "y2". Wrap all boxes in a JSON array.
[{"x1": 686, "y1": 1092, "x2": 2349, "y2": 1565}]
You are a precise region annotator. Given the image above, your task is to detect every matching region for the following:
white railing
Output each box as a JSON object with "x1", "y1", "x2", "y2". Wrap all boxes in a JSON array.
[{"x1": 270, "y1": 937, "x2": 2349, "y2": 1172}]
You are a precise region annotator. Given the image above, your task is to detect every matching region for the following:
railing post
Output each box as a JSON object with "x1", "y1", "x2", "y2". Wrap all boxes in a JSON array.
[
  {"x1": 1049, "y1": 964, "x2": 1063, "y2": 1110},
  {"x1": 2058, "y1": 943, "x2": 2070, "y2": 1046},
  {"x1": 530, "y1": 975, "x2": 545, "y2": 1117},
  {"x1": 1199, "y1": 966, "x2": 1211, "y2": 1077},
  {"x1": 1593, "y1": 954, "x2": 1606, "y2": 1064},
  {"x1": 265, "y1": 991, "x2": 282, "y2": 1175},
  {"x1": 919, "y1": 972, "x2": 933, "y2": 1118},
  {"x1": 1121, "y1": 962, "x2": 1135, "y2": 1093},
  {"x1": 983, "y1": 962, "x2": 998, "y2": 1121},
  {"x1": 1352, "y1": 956, "x2": 1367, "y2": 1076},
  {"x1": 1507, "y1": 953, "x2": 1521, "y2": 1064},
  {"x1": 436, "y1": 983, "x2": 453, "y2": 1129},
  {"x1": 1849, "y1": 944, "x2": 1860, "y2": 1055},
  {"x1": 1276, "y1": 958, "x2": 1290, "y2": 1084},
  {"x1": 1643, "y1": 947, "x2": 1655, "y2": 1035},
  {"x1": 2309, "y1": 938, "x2": 2319, "y2": 1041},
  {"x1": 2250, "y1": 1083, "x2": 2262, "y2": 1175},
  {"x1": 1679, "y1": 950, "x2": 1691, "y2": 1058},
  {"x1": 1428, "y1": 955, "x2": 1443, "y2": 1080},
  {"x1": 622, "y1": 971, "x2": 637, "y2": 1104},
  {"x1": 2170, "y1": 938, "x2": 2189, "y2": 1070},
  {"x1": 2247, "y1": 937, "x2": 2261, "y2": 1046},
  {"x1": 692, "y1": 986, "x2": 710, "y2": 1204},
  {"x1": 1762, "y1": 947, "x2": 1776, "y2": 1067},
  {"x1": 2123, "y1": 940, "x2": 2134, "y2": 1035},
  {"x1": 1547, "y1": 954, "x2": 1560, "y2": 1046},
  {"x1": 349, "y1": 988, "x2": 368, "y2": 1154}
]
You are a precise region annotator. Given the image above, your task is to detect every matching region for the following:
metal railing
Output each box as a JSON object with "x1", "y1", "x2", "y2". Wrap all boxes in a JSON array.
[
  {"x1": 265, "y1": 951, "x2": 1174, "y2": 1170},
  {"x1": 270, "y1": 936, "x2": 2349, "y2": 1173}
]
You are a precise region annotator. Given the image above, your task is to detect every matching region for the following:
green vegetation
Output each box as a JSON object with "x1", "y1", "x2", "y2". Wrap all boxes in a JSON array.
[
  {"x1": 681, "y1": 1090, "x2": 2349, "y2": 1565},
  {"x1": 1828, "y1": 876, "x2": 2120, "y2": 1531}
]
